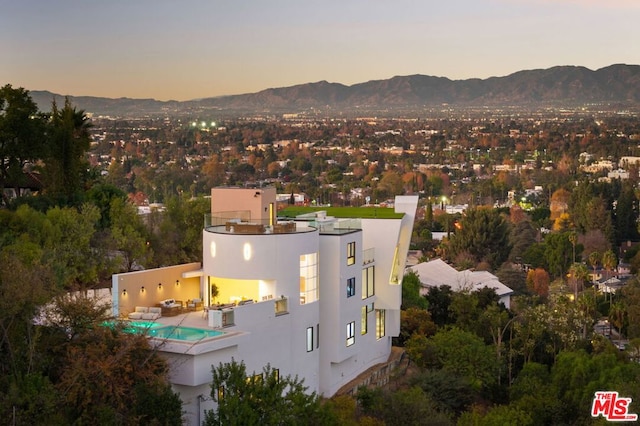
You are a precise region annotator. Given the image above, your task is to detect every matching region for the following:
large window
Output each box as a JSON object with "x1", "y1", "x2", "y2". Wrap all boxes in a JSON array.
[
  {"x1": 347, "y1": 241, "x2": 356, "y2": 265},
  {"x1": 376, "y1": 309, "x2": 385, "y2": 339},
  {"x1": 346, "y1": 321, "x2": 355, "y2": 346},
  {"x1": 300, "y1": 253, "x2": 319, "y2": 304},
  {"x1": 362, "y1": 266, "x2": 375, "y2": 299},
  {"x1": 347, "y1": 277, "x2": 356, "y2": 298}
]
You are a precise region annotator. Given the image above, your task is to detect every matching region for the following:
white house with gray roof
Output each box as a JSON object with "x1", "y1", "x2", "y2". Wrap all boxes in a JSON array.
[{"x1": 407, "y1": 258, "x2": 513, "y2": 309}]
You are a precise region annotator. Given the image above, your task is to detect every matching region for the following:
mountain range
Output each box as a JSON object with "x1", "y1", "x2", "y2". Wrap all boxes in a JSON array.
[{"x1": 28, "y1": 64, "x2": 640, "y2": 117}]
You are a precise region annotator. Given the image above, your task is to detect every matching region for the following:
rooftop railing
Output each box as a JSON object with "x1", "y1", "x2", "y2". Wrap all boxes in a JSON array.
[{"x1": 204, "y1": 214, "x2": 303, "y2": 235}]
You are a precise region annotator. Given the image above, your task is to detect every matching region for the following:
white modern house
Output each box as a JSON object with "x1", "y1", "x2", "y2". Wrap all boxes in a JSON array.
[
  {"x1": 112, "y1": 187, "x2": 418, "y2": 425},
  {"x1": 407, "y1": 258, "x2": 513, "y2": 309}
]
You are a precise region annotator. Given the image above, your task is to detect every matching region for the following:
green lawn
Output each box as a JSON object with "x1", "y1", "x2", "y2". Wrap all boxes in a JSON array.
[{"x1": 278, "y1": 206, "x2": 403, "y2": 219}]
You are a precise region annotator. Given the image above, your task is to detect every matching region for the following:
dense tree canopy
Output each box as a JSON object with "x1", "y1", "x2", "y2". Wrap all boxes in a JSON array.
[
  {"x1": 446, "y1": 207, "x2": 511, "y2": 269},
  {"x1": 204, "y1": 359, "x2": 331, "y2": 425},
  {"x1": 0, "y1": 85, "x2": 46, "y2": 205}
]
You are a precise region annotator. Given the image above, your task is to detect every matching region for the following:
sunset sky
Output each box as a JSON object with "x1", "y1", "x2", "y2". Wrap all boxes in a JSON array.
[{"x1": 2, "y1": 0, "x2": 639, "y2": 101}]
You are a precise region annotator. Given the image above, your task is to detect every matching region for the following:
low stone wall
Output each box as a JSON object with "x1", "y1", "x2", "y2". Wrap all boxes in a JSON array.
[{"x1": 334, "y1": 347, "x2": 408, "y2": 397}]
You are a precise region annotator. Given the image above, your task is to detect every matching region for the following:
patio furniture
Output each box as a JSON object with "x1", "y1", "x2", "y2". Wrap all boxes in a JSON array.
[
  {"x1": 187, "y1": 298, "x2": 203, "y2": 311},
  {"x1": 128, "y1": 306, "x2": 148, "y2": 320},
  {"x1": 158, "y1": 299, "x2": 183, "y2": 316},
  {"x1": 142, "y1": 307, "x2": 161, "y2": 320}
]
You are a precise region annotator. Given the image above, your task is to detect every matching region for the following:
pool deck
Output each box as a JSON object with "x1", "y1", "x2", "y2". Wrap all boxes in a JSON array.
[{"x1": 149, "y1": 310, "x2": 211, "y2": 329}]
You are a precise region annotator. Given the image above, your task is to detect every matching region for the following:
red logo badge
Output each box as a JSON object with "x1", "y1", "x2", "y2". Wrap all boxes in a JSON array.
[{"x1": 592, "y1": 391, "x2": 638, "y2": 422}]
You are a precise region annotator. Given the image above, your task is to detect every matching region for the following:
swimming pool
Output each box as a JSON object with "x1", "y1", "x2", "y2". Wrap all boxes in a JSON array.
[
  {"x1": 146, "y1": 325, "x2": 223, "y2": 341},
  {"x1": 106, "y1": 321, "x2": 223, "y2": 342}
]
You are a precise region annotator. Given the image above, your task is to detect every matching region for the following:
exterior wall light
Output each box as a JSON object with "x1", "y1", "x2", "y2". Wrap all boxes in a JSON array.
[
  {"x1": 158, "y1": 282, "x2": 163, "y2": 290},
  {"x1": 122, "y1": 289, "x2": 127, "y2": 296},
  {"x1": 243, "y1": 242, "x2": 252, "y2": 261},
  {"x1": 141, "y1": 286, "x2": 145, "y2": 293},
  {"x1": 176, "y1": 280, "x2": 180, "y2": 287},
  {"x1": 210, "y1": 241, "x2": 216, "y2": 258}
]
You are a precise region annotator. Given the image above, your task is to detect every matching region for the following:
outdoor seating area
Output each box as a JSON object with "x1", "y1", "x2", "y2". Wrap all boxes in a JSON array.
[
  {"x1": 225, "y1": 221, "x2": 266, "y2": 234},
  {"x1": 157, "y1": 299, "x2": 184, "y2": 317},
  {"x1": 187, "y1": 298, "x2": 203, "y2": 311},
  {"x1": 127, "y1": 306, "x2": 162, "y2": 320},
  {"x1": 273, "y1": 222, "x2": 296, "y2": 233}
]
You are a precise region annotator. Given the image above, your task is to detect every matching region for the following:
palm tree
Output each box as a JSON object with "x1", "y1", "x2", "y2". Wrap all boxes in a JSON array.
[
  {"x1": 588, "y1": 251, "x2": 600, "y2": 283},
  {"x1": 568, "y1": 262, "x2": 589, "y2": 301},
  {"x1": 609, "y1": 301, "x2": 626, "y2": 347},
  {"x1": 601, "y1": 249, "x2": 617, "y2": 303},
  {"x1": 44, "y1": 97, "x2": 92, "y2": 202},
  {"x1": 602, "y1": 249, "x2": 617, "y2": 280}
]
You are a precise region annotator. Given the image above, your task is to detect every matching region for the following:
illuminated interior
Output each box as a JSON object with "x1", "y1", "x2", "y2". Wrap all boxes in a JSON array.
[
  {"x1": 207, "y1": 277, "x2": 276, "y2": 305},
  {"x1": 299, "y1": 252, "x2": 319, "y2": 304}
]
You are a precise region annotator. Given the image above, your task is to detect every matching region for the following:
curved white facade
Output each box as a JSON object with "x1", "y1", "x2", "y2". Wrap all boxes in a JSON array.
[{"x1": 112, "y1": 189, "x2": 418, "y2": 426}]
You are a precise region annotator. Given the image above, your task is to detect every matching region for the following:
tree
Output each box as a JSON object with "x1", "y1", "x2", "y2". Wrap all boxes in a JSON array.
[
  {"x1": 43, "y1": 98, "x2": 92, "y2": 203},
  {"x1": 509, "y1": 362, "x2": 563, "y2": 425},
  {"x1": 425, "y1": 285, "x2": 453, "y2": 327},
  {"x1": 0, "y1": 85, "x2": 46, "y2": 205},
  {"x1": 54, "y1": 315, "x2": 182, "y2": 425},
  {"x1": 108, "y1": 198, "x2": 151, "y2": 271},
  {"x1": 424, "y1": 327, "x2": 498, "y2": 391},
  {"x1": 204, "y1": 359, "x2": 330, "y2": 425},
  {"x1": 526, "y1": 268, "x2": 550, "y2": 298},
  {"x1": 424, "y1": 199, "x2": 434, "y2": 227},
  {"x1": 588, "y1": 251, "x2": 600, "y2": 284},
  {"x1": 397, "y1": 307, "x2": 436, "y2": 347},
  {"x1": 458, "y1": 404, "x2": 534, "y2": 426},
  {"x1": 377, "y1": 387, "x2": 451, "y2": 426},
  {"x1": 622, "y1": 279, "x2": 640, "y2": 339},
  {"x1": 411, "y1": 369, "x2": 474, "y2": 415},
  {"x1": 543, "y1": 232, "x2": 573, "y2": 278},
  {"x1": 550, "y1": 351, "x2": 640, "y2": 424},
  {"x1": 567, "y1": 262, "x2": 589, "y2": 301},
  {"x1": 150, "y1": 195, "x2": 209, "y2": 267},
  {"x1": 401, "y1": 270, "x2": 428, "y2": 310},
  {"x1": 614, "y1": 181, "x2": 639, "y2": 244},
  {"x1": 602, "y1": 249, "x2": 617, "y2": 281},
  {"x1": 446, "y1": 207, "x2": 511, "y2": 270},
  {"x1": 508, "y1": 219, "x2": 537, "y2": 263}
]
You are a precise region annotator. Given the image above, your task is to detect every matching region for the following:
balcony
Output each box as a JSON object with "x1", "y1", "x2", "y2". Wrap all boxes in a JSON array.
[
  {"x1": 204, "y1": 214, "x2": 310, "y2": 235},
  {"x1": 363, "y1": 247, "x2": 375, "y2": 265}
]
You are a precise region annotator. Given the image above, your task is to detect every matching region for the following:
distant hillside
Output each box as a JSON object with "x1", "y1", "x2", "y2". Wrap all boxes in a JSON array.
[{"x1": 28, "y1": 64, "x2": 640, "y2": 117}]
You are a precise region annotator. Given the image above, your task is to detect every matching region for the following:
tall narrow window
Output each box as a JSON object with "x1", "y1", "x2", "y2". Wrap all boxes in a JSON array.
[
  {"x1": 316, "y1": 324, "x2": 320, "y2": 349},
  {"x1": 362, "y1": 266, "x2": 375, "y2": 299},
  {"x1": 347, "y1": 277, "x2": 356, "y2": 298},
  {"x1": 346, "y1": 321, "x2": 355, "y2": 346},
  {"x1": 300, "y1": 252, "x2": 319, "y2": 304},
  {"x1": 306, "y1": 327, "x2": 314, "y2": 352},
  {"x1": 347, "y1": 241, "x2": 356, "y2": 266},
  {"x1": 361, "y1": 306, "x2": 368, "y2": 335},
  {"x1": 376, "y1": 309, "x2": 386, "y2": 339}
]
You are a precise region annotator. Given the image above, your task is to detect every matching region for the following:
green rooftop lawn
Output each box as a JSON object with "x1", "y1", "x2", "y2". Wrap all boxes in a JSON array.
[{"x1": 278, "y1": 205, "x2": 404, "y2": 219}]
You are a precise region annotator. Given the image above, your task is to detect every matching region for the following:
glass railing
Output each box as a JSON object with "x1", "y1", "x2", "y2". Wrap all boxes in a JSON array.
[
  {"x1": 275, "y1": 297, "x2": 288, "y2": 315},
  {"x1": 314, "y1": 218, "x2": 361, "y2": 234},
  {"x1": 362, "y1": 247, "x2": 375, "y2": 265},
  {"x1": 204, "y1": 214, "x2": 300, "y2": 235}
]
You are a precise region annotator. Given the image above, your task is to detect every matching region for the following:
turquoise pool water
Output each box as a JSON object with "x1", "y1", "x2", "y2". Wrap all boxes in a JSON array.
[
  {"x1": 146, "y1": 325, "x2": 223, "y2": 341},
  {"x1": 126, "y1": 321, "x2": 164, "y2": 329},
  {"x1": 105, "y1": 321, "x2": 223, "y2": 341}
]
